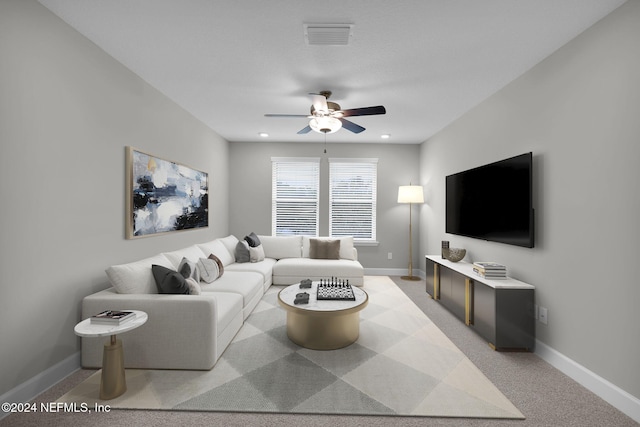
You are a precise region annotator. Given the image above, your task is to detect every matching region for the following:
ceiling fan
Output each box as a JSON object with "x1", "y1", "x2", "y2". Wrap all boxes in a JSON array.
[{"x1": 265, "y1": 91, "x2": 386, "y2": 134}]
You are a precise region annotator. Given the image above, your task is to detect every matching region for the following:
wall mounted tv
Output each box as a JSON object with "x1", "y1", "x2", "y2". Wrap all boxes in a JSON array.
[{"x1": 445, "y1": 152, "x2": 534, "y2": 248}]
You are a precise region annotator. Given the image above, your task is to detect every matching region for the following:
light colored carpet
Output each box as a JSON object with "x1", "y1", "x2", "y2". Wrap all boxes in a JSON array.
[{"x1": 57, "y1": 276, "x2": 524, "y2": 419}]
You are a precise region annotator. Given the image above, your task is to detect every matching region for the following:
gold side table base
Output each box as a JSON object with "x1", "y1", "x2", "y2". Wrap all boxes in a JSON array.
[
  {"x1": 286, "y1": 311, "x2": 360, "y2": 350},
  {"x1": 100, "y1": 336, "x2": 126, "y2": 400},
  {"x1": 401, "y1": 275, "x2": 422, "y2": 281}
]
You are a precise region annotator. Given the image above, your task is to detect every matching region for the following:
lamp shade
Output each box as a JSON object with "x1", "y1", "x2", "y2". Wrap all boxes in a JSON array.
[{"x1": 397, "y1": 185, "x2": 424, "y2": 204}]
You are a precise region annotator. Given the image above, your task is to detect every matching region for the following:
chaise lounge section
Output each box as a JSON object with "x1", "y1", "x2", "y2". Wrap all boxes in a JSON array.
[{"x1": 80, "y1": 234, "x2": 364, "y2": 370}]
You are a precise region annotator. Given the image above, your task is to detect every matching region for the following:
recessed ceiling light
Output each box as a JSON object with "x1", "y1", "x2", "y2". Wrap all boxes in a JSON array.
[
  {"x1": 381, "y1": 134, "x2": 391, "y2": 139},
  {"x1": 259, "y1": 132, "x2": 269, "y2": 138}
]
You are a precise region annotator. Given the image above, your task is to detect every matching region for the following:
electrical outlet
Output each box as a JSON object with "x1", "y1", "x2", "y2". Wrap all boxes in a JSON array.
[
  {"x1": 539, "y1": 307, "x2": 548, "y2": 325},
  {"x1": 388, "y1": 252, "x2": 392, "y2": 260}
]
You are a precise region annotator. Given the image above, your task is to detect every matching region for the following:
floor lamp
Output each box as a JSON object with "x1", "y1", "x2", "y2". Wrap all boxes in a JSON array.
[{"x1": 398, "y1": 185, "x2": 424, "y2": 281}]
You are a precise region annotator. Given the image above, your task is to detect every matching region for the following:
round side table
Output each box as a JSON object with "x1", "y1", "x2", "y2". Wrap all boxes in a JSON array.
[{"x1": 74, "y1": 310, "x2": 147, "y2": 400}]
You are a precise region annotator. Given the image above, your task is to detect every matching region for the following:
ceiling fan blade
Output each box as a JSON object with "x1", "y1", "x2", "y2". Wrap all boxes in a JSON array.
[
  {"x1": 297, "y1": 125, "x2": 312, "y2": 134},
  {"x1": 339, "y1": 118, "x2": 365, "y2": 134},
  {"x1": 311, "y1": 94, "x2": 329, "y2": 114},
  {"x1": 340, "y1": 105, "x2": 386, "y2": 117},
  {"x1": 265, "y1": 114, "x2": 309, "y2": 118}
]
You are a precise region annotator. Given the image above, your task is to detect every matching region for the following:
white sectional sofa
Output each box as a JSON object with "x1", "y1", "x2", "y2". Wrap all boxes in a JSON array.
[{"x1": 81, "y1": 234, "x2": 364, "y2": 370}]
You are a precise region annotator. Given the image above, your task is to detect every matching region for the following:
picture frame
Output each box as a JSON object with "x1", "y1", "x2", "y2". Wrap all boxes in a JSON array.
[{"x1": 125, "y1": 146, "x2": 208, "y2": 239}]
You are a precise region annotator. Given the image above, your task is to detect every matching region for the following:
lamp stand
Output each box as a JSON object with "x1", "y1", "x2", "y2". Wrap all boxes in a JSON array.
[{"x1": 401, "y1": 202, "x2": 421, "y2": 281}]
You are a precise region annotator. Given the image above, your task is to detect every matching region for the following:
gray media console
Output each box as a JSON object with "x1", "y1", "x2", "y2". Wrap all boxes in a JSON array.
[{"x1": 425, "y1": 255, "x2": 535, "y2": 351}]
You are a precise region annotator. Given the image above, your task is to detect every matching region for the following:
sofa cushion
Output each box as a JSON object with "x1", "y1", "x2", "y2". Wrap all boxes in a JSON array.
[
  {"x1": 197, "y1": 257, "x2": 220, "y2": 283},
  {"x1": 200, "y1": 271, "x2": 263, "y2": 310},
  {"x1": 258, "y1": 235, "x2": 302, "y2": 259},
  {"x1": 226, "y1": 257, "x2": 276, "y2": 282},
  {"x1": 185, "y1": 277, "x2": 201, "y2": 295},
  {"x1": 162, "y1": 245, "x2": 207, "y2": 269},
  {"x1": 106, "y1": 253, "x2": 174, "y2": 294},
  {"x1": 178, "y1": 257, "x2": 200, "y2": 282},
  {"x1": 303, "y1": 236, "x2": 356, "y2": 260},
  {"x1": 250, "y1": 244, "x2": 265, "y2": 262},
  {"x1": 309, "y1": 238, "x2": 340, "y2": 259},
  {"x1": 209, "y1": 254, "x2": 225, "y2": 276},
  {"x1": 235, "y1": 240, "x2": 251, "y2": 263},
  {"x1": 152, "y1": 265, "x2": 191, "y2": 294},
  {"x1": 273, "y1": 258, "x2": 364, "y2": 281},
  {"x1": 244, "y1": 232, "x2": 261, "y2": 247},
  {"x1": 210, "y1": 291, "x2": 244, "y2": 336},
  {"x1": 198, "y1": 239, "x2": 234, "y2": 267},
  {"x1": 219, "y1": 235, "x2": 240, "y2": 260}
]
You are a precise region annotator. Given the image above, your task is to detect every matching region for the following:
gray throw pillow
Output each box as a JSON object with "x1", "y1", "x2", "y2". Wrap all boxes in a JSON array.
[
  {"x1": 309, "y1": 239, "x2": 340, "y2": 260},
  {"x1": 235, "y1": 240, "x2": 250, "y2": 263},
  {"x1": 244, "y1": 232, "x2": 261, "y2": 248},
  {"x1": 178, "y1": 257, "x2": 200, "y2": 282},
  {"x1": 152, "y1": 264, "x2": 191, "y2": 294}
]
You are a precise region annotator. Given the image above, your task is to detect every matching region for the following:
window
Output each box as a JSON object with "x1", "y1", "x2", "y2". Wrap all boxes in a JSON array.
[
  {"x1": 329, "y1": 158, "x2": 378, "y2": 242},
  {"x1": 271, "y1": 158, "x2": 320, "y2": 236}
]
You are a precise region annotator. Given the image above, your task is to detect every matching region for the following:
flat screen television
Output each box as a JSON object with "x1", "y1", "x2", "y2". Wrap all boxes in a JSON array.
[{"x1": 445, "y1": 152, "x2": 534, "y2": 248}]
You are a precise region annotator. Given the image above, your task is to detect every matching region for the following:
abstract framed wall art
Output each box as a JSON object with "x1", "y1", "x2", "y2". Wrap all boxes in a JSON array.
[{"x1": 126, "y1": 147, "x2": 208, "y2": 239}]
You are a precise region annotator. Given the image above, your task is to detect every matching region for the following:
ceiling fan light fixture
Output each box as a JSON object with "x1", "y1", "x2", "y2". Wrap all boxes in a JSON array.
[{"x1": 309, "y1": 116, "x2": 342, "y2": 134}]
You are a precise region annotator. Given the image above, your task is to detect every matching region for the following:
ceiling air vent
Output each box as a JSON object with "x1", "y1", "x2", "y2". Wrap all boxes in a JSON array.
[{"x1": 304, "y1": 23, "x2": 354, "y2": 46}]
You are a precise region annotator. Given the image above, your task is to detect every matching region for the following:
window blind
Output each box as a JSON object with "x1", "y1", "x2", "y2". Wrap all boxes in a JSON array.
[
  {"x1": 329, "y1": 158, "x2": 377, "y2": 241},
  {"x1": 271, "y1": 158, "x2": 320, "y2": 236}
]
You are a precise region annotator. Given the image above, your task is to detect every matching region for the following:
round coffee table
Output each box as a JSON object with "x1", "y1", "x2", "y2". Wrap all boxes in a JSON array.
[
  {"x1": 74, "y1": 310, "x2": 148, "y2": 399},
  {"x1": 278, "y1": 282, "x2": 368, "y2": 350}
]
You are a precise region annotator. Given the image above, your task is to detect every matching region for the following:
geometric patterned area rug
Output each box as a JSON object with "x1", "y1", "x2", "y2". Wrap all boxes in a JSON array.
[{"x1": 58, "y1": 276, "x2": 524, "y2": 419}]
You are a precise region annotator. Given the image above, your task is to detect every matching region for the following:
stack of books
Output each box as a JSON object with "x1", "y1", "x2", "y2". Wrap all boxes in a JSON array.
[
  {"x1": 90, "y1": 310, "x2": 136, "y2": 325},
  {"x1": 472, "y1": 262, "x2": 507, "y2": 279}
]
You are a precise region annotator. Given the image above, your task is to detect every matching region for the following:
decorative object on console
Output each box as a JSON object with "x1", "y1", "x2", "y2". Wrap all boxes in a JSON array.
[
  {"x1": 126, "y1": 147, "x2": 208, "y2": 239},
  {"x1": 398, "y1": 184, "x2": 424, "y2": 280},
  {"x1": 444, "y1": 247, "x2": 466, "y2": 262},
  {"x1": 300, "y1": 279, "x2": 312, "y2": 288},
  {"x1": 441, "y1": 240, "x2": 449, "y2": 259},
  {"x1": 473, "y1": 262, "x2": 507, "y2": 279}
]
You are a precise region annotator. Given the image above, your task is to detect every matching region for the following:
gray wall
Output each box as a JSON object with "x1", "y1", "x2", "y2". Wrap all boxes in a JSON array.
[
  {"x1": 419, "y1": 1, "x2": 640, "y2": 400},
  {"x1": 229, "y1": 142, "x2": 421, "y2": 271},
  {"x1": 0, "y1": 1, "x2": 229, "y2": 396}
]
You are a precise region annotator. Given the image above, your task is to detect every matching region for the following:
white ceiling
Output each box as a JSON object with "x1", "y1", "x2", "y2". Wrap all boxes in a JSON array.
[{"x1": 39, "y1": 0, "x2": 626, "y2": 144}]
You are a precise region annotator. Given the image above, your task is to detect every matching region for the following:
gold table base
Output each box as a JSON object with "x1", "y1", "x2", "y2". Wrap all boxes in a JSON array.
[
  {"x1": 100, "y1": 336, "x2": 126, "y2": 400},
  {"x1": 285, "y1": 310, "x2": 361, "y2": 350}
]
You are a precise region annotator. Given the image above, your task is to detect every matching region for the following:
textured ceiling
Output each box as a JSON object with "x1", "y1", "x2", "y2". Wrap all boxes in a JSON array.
[{"x1": 39, "y1": 0, "x2": 626, "y2": 144}]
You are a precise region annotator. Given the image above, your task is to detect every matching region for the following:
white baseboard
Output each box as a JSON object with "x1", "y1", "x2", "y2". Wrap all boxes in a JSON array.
[
  {"x1": 365, "y1": 268, "x2": 426, "y2": 278},
  {"x1": 0, "y1": 352, "x2": 80, "y2": 421},
  {"x1": 535, "y1": 339, "x2": 640, "y2": 423}
]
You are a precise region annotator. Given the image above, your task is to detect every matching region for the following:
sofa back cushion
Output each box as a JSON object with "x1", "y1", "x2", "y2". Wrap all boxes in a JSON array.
[
  {"x1": 162, "y1": 245, "x2": 207, "y2": 269},
  {"x1": 219, "y1": 235, "x2": 240, "y2": 261},
  {"x1": 258, "y1": 235, "x2": 302, "y2": 259},
  {"x1": 106, "y1": 253, "x2": 174, "y2": 294},
  {"x1": 197, "y1": 239, "x2": 234, "y2": 266}
]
